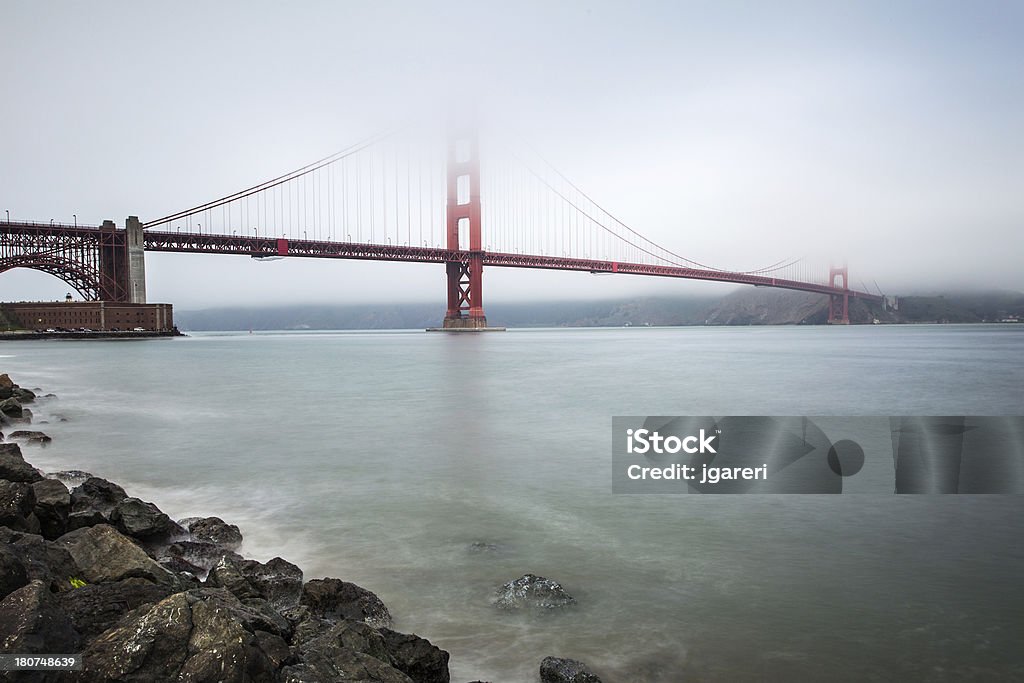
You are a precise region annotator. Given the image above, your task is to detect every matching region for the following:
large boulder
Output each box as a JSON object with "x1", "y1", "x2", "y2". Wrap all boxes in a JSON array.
[
  {"x1": 12, "y1": 387, "x2": 36, "y2": 404},
  {"x1": 300, "y1": 577, "x2": 393, "y2": 629},
  {"x1": 0, "y1": 545, "x2": 29, "y2": 600},
  {"x1": 379, "y1": 628, "x2": 451, "y2": 683},
  {"x1": 0, "y1": 479, "x2": 41, "y2": 533},
  {"x1": 281, "y1": 645, "x2": 413, "y2": 683},
  {"x1": 0, "y1": 579, "x2": 80, "y2": 655},
  {"x1": 0, "y1": 442, "x2": 43, "y2": 482},
  {"x1": 163, "y1": 540, "x2": 241, "y2": 573},
  {"x1": 208, "y1": 556, "x2": 304, "y2": 610},
  {"x1": 493, "y1": 574, "x2": 577, "y2": 610},
  {"x1": 0, "y1": 396, "x2": 23, "y2": 418},
  {"x1": 57, "y1": 576, "x2": 175, "y2": 643},
  {"x1": 59, "y1": 524, "x2": 176, "y2": 586},
  {"x1": 70, "y1": 477, "x2": 128, "y2": 518},
  {"x1": 539, "y1": 657, "x2": 603, "y2": 683},
  {"x1": 1, "y1": 529, "x2": 81, "y2": 592},
  {"x1": 186, "y1": 515, "x2": 243, "y2": 550},
  {"x1": 110, "y1": 497, "x2": 182, "y2": 540},
  {"x1": 81, "y1": 588, "x2": 282, "y2": 682},
  {"x1": 32, "y1": 477, "x2": 71, "y2": 540}
]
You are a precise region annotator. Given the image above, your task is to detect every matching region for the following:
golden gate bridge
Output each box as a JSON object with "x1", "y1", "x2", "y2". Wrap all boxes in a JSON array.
[{"x1": 0, "y1": 125, "x2": 885, "y2": 327}]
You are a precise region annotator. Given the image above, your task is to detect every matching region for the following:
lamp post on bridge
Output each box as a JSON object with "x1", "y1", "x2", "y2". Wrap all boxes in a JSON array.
[{"x1": 5, "y1": 210, "x2": 8, "y2": 223}]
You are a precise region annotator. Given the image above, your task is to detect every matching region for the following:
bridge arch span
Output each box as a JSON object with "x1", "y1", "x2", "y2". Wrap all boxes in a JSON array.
[{"x1": 0, "y1": 255, "x2": 103, "y2": 301}]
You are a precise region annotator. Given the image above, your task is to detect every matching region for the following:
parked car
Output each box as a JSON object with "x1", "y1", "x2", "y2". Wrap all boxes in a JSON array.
[{"x1": 132, "y1": 327, "x2": 145, "y2": 332}]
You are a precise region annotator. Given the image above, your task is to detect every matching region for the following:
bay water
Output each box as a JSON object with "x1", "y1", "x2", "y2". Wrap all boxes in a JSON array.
[{"x1": 5, "y1": 324, "x2": 1023, "y2": 681}]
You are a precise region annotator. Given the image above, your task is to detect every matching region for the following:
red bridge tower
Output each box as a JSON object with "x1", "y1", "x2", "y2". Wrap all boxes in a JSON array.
[{"x1": 442, "y1": 128, "x2": 490, "y2": 330}]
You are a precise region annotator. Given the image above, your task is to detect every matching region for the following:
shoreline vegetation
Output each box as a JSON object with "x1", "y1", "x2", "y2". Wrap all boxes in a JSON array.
[{"x1": 0, "y1": 373, "x2": 603, "y2": 683}]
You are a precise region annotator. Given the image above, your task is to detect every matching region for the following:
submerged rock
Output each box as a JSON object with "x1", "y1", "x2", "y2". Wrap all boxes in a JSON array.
[
  {"x1": 300, "y1": 577, "x2": 393, "y2": 629},
  {"x1": 493, "y1": 574, "x2": 577, "y2": 610},
  {"x1": 8, "y1": 430, "x2": 52, "y2": 445},
  {"x1": 540, "y1": 656, "x2": 603, "y2": 683}
]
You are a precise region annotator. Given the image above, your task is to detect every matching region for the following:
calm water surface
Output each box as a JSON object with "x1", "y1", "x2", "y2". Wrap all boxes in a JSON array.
[{"x1": 5, "y1": 325, "x2": 1024, "y2": 682}]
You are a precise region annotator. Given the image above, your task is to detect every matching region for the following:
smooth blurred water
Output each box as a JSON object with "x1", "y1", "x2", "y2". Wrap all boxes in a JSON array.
[{"x1": 4, "y1": 324, "x2": 1024, "y2": 682}]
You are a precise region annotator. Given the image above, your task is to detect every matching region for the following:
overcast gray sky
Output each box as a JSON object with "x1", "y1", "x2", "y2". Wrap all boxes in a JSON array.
[{"x1": 2, "y1": 1, "x2": 1022, "y2": 308}]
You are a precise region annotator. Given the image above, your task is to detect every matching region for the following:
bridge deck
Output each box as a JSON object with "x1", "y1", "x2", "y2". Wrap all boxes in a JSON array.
[{"x1": 1, "y1": 222, "x2": 884, "y2": 303}]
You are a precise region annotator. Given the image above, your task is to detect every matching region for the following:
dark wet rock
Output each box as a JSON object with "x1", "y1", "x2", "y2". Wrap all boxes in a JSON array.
[
  {"x1": 540, "y1": 656, "x2": 603, "y2": 683},
  {"x1": 48, "y1": 469, "x2": 94, "y2": 485},
  {"x1": 110, "y1": 496, "x2": 182, "y2": 540},
  {"x1": 0, "y1": 528, "x2": 81, "y2": 592},
  {"x1": 300, "y1": 577, "x2": 393, "y2": 629},
  {"x1": 0, "y1": 441, "x2": 44, "y2": 482},
  {"x1": 240, "y1": 597, "x2": 293, "y2": 638},
  {"x1": 0, "y1": 373, "x2": 14, "y2": 390},
  {"x1": 12, "y1": 387, "x2": 35, "y2": 404},
  {"x1": 65, "y1": 508, "x2": 108, "y2": 531},
  {"x1": 283, "y1": 632, "x2": 413, "y2": 683},
  {"x1": 0, "y1": 579, "x2": 80, "y2": 657},
  {"x1": 242, "y1": 557, "x2": 304, "y2": 609},
  {"x1": 379, "y1": 628, "x2": 451, "y2": 683},
  {"x1": 80, "y1": 588, "x2": 281, "y2": 682},
  {"x1": 0, "y1": 545, "x2": 30, "y2": 600},
  {"x1": 42, "y1": 393, "x2": 58, "y2": 399},
  {"x1": 164, "y1": 539, "x2": 242, "y2": 572},
  {"x1": 70, "y1": 476, "x2": 127, "y2": 519},
  {"x1": 0, "y1": 479, "x2": 41, "y2": 533},
  {"x1": 57, "y1": 576, "x2": 175, "y2": 642},
  {"x1": 8, "y1": 429, "x2": 51, "y2": 445},
  {"x1": 208, "y1": 556, "x2": 304, "y2": 611},
  {"x1": 302, "y1": 620, "x2": 396, "y2": 665},
  {"x1": 208, "y1": 556, "x2": 263, "y2": 601},
  {"x1": 32, "y1": 477, "x2": 71, "y2": 539},
  {"x1": 467, "y1": 541, "x2": 501, "y2": 554},
  {"x1": 59, "y1": 523, "x2": 176, "y2": 586},
  {"x1": 493, "y1": 574, "x2": 577, "y2": 610},
  {"x1": 9, "y1": 407, "x2": 32, "y2": 424},
  {"x1": 187, "y1": 515, "x2": 243, "y2": 550},
  {"x1": 255, "y1": 629, "x2": 294, "y2": 670},
  {"x1": 159, "y1": 553, "x2": 205, "y2": 576},
  {"x1": 0, "y1": 396, "x2": 23, "y2": 418},
  {"x1": 285, "y1": 605, "x2": 332, "y2": 647}
]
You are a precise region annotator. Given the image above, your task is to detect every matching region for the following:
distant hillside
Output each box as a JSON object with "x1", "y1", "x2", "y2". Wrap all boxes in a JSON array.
[{"x1": 174, "y1": 289, "x2": 1024, "y2": 331}]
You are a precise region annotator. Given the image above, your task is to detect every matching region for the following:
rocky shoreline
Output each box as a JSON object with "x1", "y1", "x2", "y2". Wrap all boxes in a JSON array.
[{"x1": 0, "y1": 373, "x2": 604, "y2": 683}]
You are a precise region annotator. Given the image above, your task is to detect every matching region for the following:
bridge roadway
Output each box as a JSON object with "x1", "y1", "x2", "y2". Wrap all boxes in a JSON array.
[{"x1": 1, "y1": 221, "x2": 885, "y2": 303}]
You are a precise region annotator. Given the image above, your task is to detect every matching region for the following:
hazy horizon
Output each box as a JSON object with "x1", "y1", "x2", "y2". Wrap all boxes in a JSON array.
[{"x1": 2, "y1": 1, "x2": 1022, "y2": 306}]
